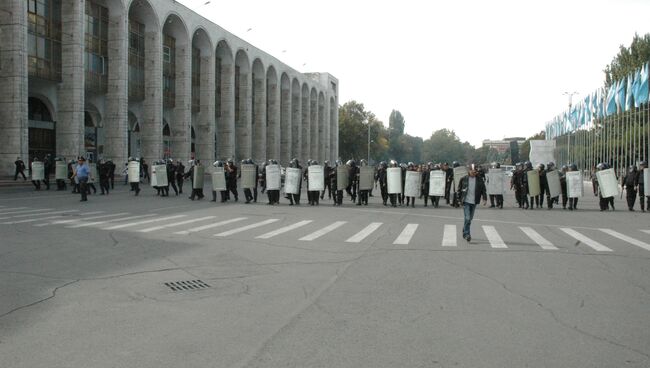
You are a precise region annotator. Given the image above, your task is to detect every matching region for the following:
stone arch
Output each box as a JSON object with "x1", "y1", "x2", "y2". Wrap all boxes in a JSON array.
[
  {"x1": 192, "y1": 27, "x2": 214, "y2": 163},
  {"x1": 128, "y1": 0, "x2": 162, "y2": 163},
  {"x1": 310, "y1": 88, "x2": 318, "y2": 161},
  {"x1": 251, "y1": 58, "x2": 266, "y2": 162},
  {"x1": 291, "y1": 78, "x2": 302, "y2": 161},
  {"x1": 318, "y1": 91, "x2": 326, "y2": 162},
  {"x1": 215, "y1": 40, "x2": 234, "y2": 160},
  {"x1": 234, "y1": 49, "x2": 251, "y2": 162},
  {"x1": 28, "y1": 96, "x2": 56, "y2": 160},
  {"x1": 266, "y1": 66, "x2": 280, "y2": 162},
  {"x1": 162, "y1": 13, "x2": 190, "y2": 160},
  {"x1": 280, "y1": 73, "x2": 291, "y2": 165},
  {"x1": 301, "y1": 83, "x2": 310, "y2": 163}
]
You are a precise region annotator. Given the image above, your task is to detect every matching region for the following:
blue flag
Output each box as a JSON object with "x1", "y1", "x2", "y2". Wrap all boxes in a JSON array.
[
  {"x1": 606, "y1": 83, "x2": 617, "y2": 116},
  {"x1": 632, "y1": 68, "x2": 641, "y2": 107},
  {"x1": 626, "y1": 73, "x2": 633, "y2": 111},
  {"x1": 616, "y1": 78, "x2": 626, "y2": 112},
  {"x1": 638, "y1": 62, "x2": 649, "y2": 105}
]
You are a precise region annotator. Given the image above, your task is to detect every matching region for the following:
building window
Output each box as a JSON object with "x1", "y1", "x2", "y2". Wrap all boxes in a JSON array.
[
  {"x1": 163, "y1": 35, "x2": 176, "y2": 108},
  {"x1": 84, "y1": 0, "x2": 108, "y2": 93},
  {"x1": 27, "y1": 0, "x2": 62, "y2": 81},
  {"x1": 128, "y1": 19, "x2": 145, "y2": 101},
  {"x1": 191, "y1": 47, "x2": 201, "y2": 113}
]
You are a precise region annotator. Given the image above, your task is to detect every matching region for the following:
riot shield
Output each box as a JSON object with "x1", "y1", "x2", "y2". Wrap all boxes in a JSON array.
[
  {"x1": 31, "y1": 162, "x2": 44, "y2": 181},
  {"x1": 429, "y1": 171, "x2": 446, "y2": 196},
  {"x1": 546, "y1": 170, "x2": 561, "y2": 198},
  {"x1": 89, "y1": 165, "x2": 98, "y2": 184},
  {"x1": 241, "y1": 164, "x2": 257, "y2": 189},
  {"x1": 154, "y1": 165, "x2": 168, "y2": 187},
  {"x1": 336, "y1": 166, "x2": 349, "y2": 191},
  {"x1": 527, "y1": 170, "x2": 541, "y2": 196},
  {"x1": 596, "y1": 168, "x2": 618, "y2": 198},
  {"x1": 193, "y1": 165, "x2": 205, "y2": 189},
  {"x1": 404, "y1": 171, "x2": 421, "y2": 197},
  {"x1": 128, "y1": 161, "x2": 140, "y2": 183},
  {"x1": 387, "y1": 168, "x2": 402, "y2": 194},
  {"x1": 645, "y1": 168, "x2": 649, "y2": 196},
  {"x1": 487, "y1": 169, "x2": 505, "y2": 195},
  {"x1": 453, "y1": 166, "x2": 468, "y2": 189},
  {"x1": 359, "y1": 166, "x2": 374, "y2": 190},
  {"x1": 150, "y1": 166, "x2": 157, "y2": 186},
  {"x1": 211, "y1": 170, "x2": 226, "y2": 191},
  {"x1": 284, "y1": 167, "x2": 302, "y2": 195},
  {"x1": 265, "y1": 164, "x2": 281, "y2": 190},
  {"x1": 308, "y1": 165, "x2": 324, "y2": 191},
  {"x1": 566, "y1": 171, "x2": 583, "y2": 198},
  {"x1": 55, "y1": 162, "x2": 67, "y2": 180}
]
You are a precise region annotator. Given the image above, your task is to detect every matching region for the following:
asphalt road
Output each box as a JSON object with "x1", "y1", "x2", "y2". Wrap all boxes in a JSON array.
[{"x1": 0, "y1": 181, "x2": 649, "y2": 368}]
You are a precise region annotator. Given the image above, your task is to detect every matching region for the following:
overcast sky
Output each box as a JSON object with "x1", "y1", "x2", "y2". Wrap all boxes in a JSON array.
[{"x1": 178, "y1": 0, "x2": 650, "y2": 146}]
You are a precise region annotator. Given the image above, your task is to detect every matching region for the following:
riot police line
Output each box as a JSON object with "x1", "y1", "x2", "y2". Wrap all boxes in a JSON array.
[{"x1": 23, "y1": 153, "x2": 650, "y2": 212}]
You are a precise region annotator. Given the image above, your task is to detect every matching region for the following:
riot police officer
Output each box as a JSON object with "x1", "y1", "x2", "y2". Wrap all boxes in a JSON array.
[
  {"x1": 405, "y1": 162, "x2": 417, "y2": 207},
  {"x1": 568, "y1": 163, "x2": 580, "y2": 211},
  {"x1": 128, "y1": 157, "x2": 141, "y2": 196},
  {"x1": 332, "y1": 159, "x2": 344, "y2": 206},
  {"x1": 546, "y1": 162, "x2": 558, "y2": 209},
  {"x1": 488, "y1": 162, "x2": 504, "y2": 209},
  {"x1": 225, "y1": 159, "x2": 239, "y2": 202},
  {"x1": 623, "y1": 165, "x2": 638, "y2": 211},
  {"x1": 175, "y1": 160, "x2": 185, "y2": 194},
  {"x1": 240, "y1": 158, "x2": 258, "y2": 203},
  {"x1": 286, "y1": 158, "x2": 302, "y2": 205},
  {"x1": 322, "y1": 160, "x2": 332, "y2": 200},
  {"x1": 637, "y1": 161, "x2": 648, "y2": 212},
  {"x1": 167, "y1": 159, "x2": 178, "y2": 195},
  {"x1": 306, "y1": 160, "x2": 320, "y2": 205},
  {"x1": 211, "y1": 160, "x2": 228, "y2": 202},
  {"x1": 54, "y1": 156, "x2": 67, "y2": 191},
  {"x1": 595, "y1": 163, "x2": 613, "y2": 211},
  {"x1": 559, "y1": 165, "x2": 568, "y2": 209},
  {"x1": 429, "y1": 163, "x2": 443, "y2": 208},
  {"x1": 387, "y1": 160, "x2": 399, "y2": 207},
  {"x1": 265, "y1": 159, "x2": 280, "y2": 205},
  {"x1": 98, "y1": 159, "x2": 110, "y2": 195},
  {"x1": 185, "y1": 160, "x2": 205, "y2": 200},
  {"x1": 346, "y1": 159, "x2": 357, "y2": 203},
  {"x1": 377, "y1": 161, "x2": 388, "y2": 206},
  {"x1": 356, "y1": 159, "x2": 370, "y2": 206}
]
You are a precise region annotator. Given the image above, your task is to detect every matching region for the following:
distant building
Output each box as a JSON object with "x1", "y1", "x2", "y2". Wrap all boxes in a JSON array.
[{"x1": 481, "y1": 137, "x2": 525, "y2": 153}]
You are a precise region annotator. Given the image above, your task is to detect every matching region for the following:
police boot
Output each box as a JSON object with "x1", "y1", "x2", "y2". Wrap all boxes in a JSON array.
[{"x1": 211, "y1": 191, "x2": 217, "y2": 202}]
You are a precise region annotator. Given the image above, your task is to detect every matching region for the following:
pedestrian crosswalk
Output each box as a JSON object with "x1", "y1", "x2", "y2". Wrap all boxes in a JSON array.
[{"x1": 1, "y1": 205, "x2": 650, "y2": 254}]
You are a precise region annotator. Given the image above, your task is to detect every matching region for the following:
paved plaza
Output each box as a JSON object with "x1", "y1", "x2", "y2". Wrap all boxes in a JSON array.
[{"x1": 0, "y1": 181, "x2": 649, "y2": 367}]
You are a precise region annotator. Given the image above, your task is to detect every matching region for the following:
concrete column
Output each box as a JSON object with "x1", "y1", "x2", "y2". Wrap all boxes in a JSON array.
[
  {"x1": 216, "y1": 62, "x2": 234, "y2": 160},
  {"x1": 196, "y1": 54, "x2": 215, "y2": 167},
  {"x1": 279, "y1": 85, "x2": 291, "y2": 165},
  {"x1": 266, "y1": 79, "x2": 280, "y2": 161},
  {"x1": 104, "y1": 7, "x2": 128, "y2": 166},
  {"x1": 252, "y1": 75, "x2": 266, "y2": 162},
  {"x1": 330, "y1": 98, "x2": 338, "y2": 162},
  {"x1": 0, "y1": 0, "x2": 28, "y2": 175},
  {"x1": 235, "y1": 70, "x2": 251, "y2": 162},
  {"x1": 321, "y1": 96, "x2": 330, "y2": 163},
  {"x1": 301, "y1": 91, "x2": 310, "y2": 163},
  {"x1": 57, "y1": 0, "x2": 85, "y2": 159},
  {"x1": 310, "y1": 94, "x2": 318, "y2": 161},
  {"x1": 291, "y1": 89, "x2": 301, "y2": 161},
  {"x1": 141, "y1": 30, "x2": 162, "y2": 163},
  {"x1": 173, "y1": 43, "x2": 190, "y2": 160}
]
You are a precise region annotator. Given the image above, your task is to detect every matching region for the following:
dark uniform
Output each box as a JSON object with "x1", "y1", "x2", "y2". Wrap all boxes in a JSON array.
[
  {"x1": 332, "y1": 160, "x2": 345, "y2": 206},
  {"x1": 265, "y1": 159, "x2": 280, "y2": 205},
  {"x1": 175, "y1": 161, "x2": 185, "y2": 194},
  {"x1": 345, "y1": 160, "x2": 357, "y2": 203},
  {"x1": 387, "y1": 160, "x2": 399, "y2": 207},
  {"x1": 129, "y1": 158, "x2": 141, "y2": 196},
  {"x1": 306, "y1": 160, "x2": 320, "y2": 206},
  {"x1": 567, "y1": 163, "x2": 580, "y2": 211},
  {"x1": 623, "y1": 165, "x2": 637, "y2": 211},
  {"x1": 286, "y1": 158, "x2": 302, "y2": 205},
  {"x1": 211, "y1": 161, "x2": 228, "y2": 203},
  {"x1": 356, "y1": 159, "x2": 369, "y2": 206},
  {"x1": 321, "y1": 161, "x2": 333, "y2": 200},
  {"x1": 559, "y1": 165, "x2": 568, "y2": 209},
  {"x1": 225, "y1": 160, "x2": 239, "y2": 202},
  {"x1": 14, "y1": 158, "x2": 27, "y2": 180},
  {"x1": 637, "y1": 161, "x2": 648, "y2": 212},
  {"x1": 98, "y1": 159, "x2": 110, "y2": 195},
  {"x1": 167, "y1": 159, "x2": 178, "y2": 195},
  {"x1": 377, "y1": 161, "x2": 388, "y2": 206}
]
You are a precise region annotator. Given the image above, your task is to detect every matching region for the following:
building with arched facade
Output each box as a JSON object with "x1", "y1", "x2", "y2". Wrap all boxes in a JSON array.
[{"x1": 0, "y1": 0, "x2": 339, "y2": 174}]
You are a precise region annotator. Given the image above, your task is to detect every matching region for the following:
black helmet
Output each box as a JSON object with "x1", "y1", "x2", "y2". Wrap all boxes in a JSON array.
[
  {"x1": 525, "y1": 161, "x2": 533, "y2": 170},
  {"x1": 379, "y1": 161, "x2": 387, "y2": 168},
  {"x1": 640, "y1": 160, "x2": 648, "y2": 167},
  {"x1": 628, "y1": 165, "x2": 637, "y2": 172},
  {"x1": 324, "y1": 160, "x2": 330, "y2": 166},
  {"x1": 561, "y1": 165, "x2": 568, "y2": 172},
  {"x1": 433, "y1": 164, "x2": 441, "y2": 170},
  {"x1": 310, "y1": 160, "x2": 319, "y2": 166},
  {"x1": 360, "y1": 159, "x2": 368, "y2": 167},
  {"x1": 569, "y1": 163, "x2": 578, "y2": 171},
  {"x1": 389, "y1": 160, "x2": 398, "y2": 167},
  {"x1": 547, "y1": 162, "x2": 555, "y2": 170},
  {"x1": 268, "y1": 159, "x2": 278, "y2": 165},
  {"x1": 537, "y1": 163, "x2": 545, "y2": 171},
  {"x1": 335, "y1": 159, "x2": 343, "y2": 166},
  {"x1": 452, "y1": 161, "x2": 460, "y2": 168},
  {"x1": 213, "y1": 160, "x2": 223, "y2": 167}
]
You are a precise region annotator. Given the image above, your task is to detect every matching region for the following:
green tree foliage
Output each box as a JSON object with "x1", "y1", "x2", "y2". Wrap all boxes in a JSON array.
[
  {"x1": 338, "y1": 101, "x2": 389, "y2": 162},
  {"x1": 604, "y1": 33, "x2": 650, "y2": 87},
  {"x1": 420, "y1": 129, "x2": 469, "y2": 163}
]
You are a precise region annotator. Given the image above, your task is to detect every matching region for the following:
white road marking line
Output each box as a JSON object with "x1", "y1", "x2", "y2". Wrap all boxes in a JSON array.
[
  {"x1": 0, "y1": 207, "x2": 29, "y2": 214},
  {"x1": 520, "y1": 227, "x2": 558, "y2": 250},
  {"x1": 174, "y1": 217, "x2": 248, "y2": 235},
  {"x1": 346, "y1": 222, "x2": 383, "y2": 243},
  {"x1": 482, "y1": 225, "x2": 508, "y2": 248},
  {"x1": 0, "y1": 208, "x2": 50, "y2": 218},
  {"x1": 139, "y1": 216, "x2": 216, "y2": 233},
  {"x1": 214, "y1": 219, "x2": 279, "y2": 237},
  {"x1": 10, "y1": 210, "x2": 79, "y2": 218},
  {"x1": 67, "y1": 214, "x2": 157, "y2": 228},
  {"x1": 600, "y1": 229, "x2": 650, "y2": 252},
  {"x1": 442, "y1": 224, "x2": 457, "y2": 247},
  {"x1": 255, "y1": 220, "x2": 313, "y2": 239},
  {"x1": 299, "y1": 221, "x2": 347, "y2": 241},
  {"x1": 46, "y1": 212, "x2": 123, "y2": 225},
  {"x1": 0, "y1": 210, "x2": 79, "y2": 224},
  {"x1": 103, "y1": 215, "x2": 187, "y2": 230},
  {"x1": 560, "y1": 228, "x2": 613, "y2": 252},
  {"x1": 641, "y1": 230, "x2": 650, "y2": 235},
  {"x1": 393, "y1": 224, "x2": 419, "y2": 245}
]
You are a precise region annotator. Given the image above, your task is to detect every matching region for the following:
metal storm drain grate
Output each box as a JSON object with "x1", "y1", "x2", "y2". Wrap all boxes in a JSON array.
[{"x1": 164, "y1": 280, "x2": 211, "y2": 292}]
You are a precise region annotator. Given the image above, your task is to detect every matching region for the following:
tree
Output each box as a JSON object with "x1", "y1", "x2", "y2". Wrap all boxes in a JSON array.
[
  {"x1": 420, "y1": 129, "x2": 470, "y2": 163},
  {"x1": 338, "y1": 101, "x2": 388, "y2": 163},
  {"x1": 604, "y1": 33, "x2": 650, "y2": 87},
  {"x1": 388, "y1": 110, "x2": 405, "y2": 159}
]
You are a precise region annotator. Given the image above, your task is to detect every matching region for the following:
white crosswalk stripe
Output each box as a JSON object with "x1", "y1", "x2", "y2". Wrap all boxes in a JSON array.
[
  {"x1": 600, "y1": 229, "x2": 650, "y2": 251},
  {"x1": 560, "y1": 228, "x2": 613, "y2": 252},
  {"x1": 103, "y1": 215, "x2": 187, "y2": 230},
  {"x1": 641, "y1": 230, "x2": 650, "y2": 235},
  {"x1": 67, "y1": 214, "x2": 157, "y2": 228},
  {"x1": 174, "y1": 217, "x2": 248, "y2": 235},
  {"x1": 393, "y1": 224, "x2": 418, "y2": 245},
  {"x1": 346, "y1": 222, "x2": 383, "y2": 243},
  {"x1": 9, "y1": 209, "x2": 80, "y2": 219},
  {"x1": 1, "y1": 210, "x2": 79, "y2": 224},
  {"x1": 442, "y1": 224, "x2": 457, "y2": 247},
  {"x1": 0, "y1": 207, "x2": 30, "y2": 214},
  {"x1": 0, "y1": 208, "x2": 51, "y2": 218},
  {"x1": 45, "y1": 212, "x2": 123, "y2": 225},
  {"x1": 139, "y1": 216, "x2": 216, "y2": 233},
  {"x1": 520, "y1": 227, "x2": 558, "y2": 250},
  {"x1": 214, "y1": 219, "x2": 279, "y2": 237},
  {"x1": 256, "y1": 220, "x2": 313, "y2": 239},
  {"x1": 482, "y1": 225, "x2": 507, "y2": 248},
  {"x1": 299, "y1": 221, "x2": 347, "y2": 241}
]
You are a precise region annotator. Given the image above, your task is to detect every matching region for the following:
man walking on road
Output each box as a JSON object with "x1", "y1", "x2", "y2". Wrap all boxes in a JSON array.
[
  {"x1": 73, "y1": 157, "x2": 90, "y2": 202},
  {"x1": 457, "y1": 163, "x2": 487, "y2": 242}
]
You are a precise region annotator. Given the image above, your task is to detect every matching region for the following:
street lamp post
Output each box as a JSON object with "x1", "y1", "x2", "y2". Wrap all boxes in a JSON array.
[{"x1": 563, "y1": 91, "x2": 579, "y2": 165}]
